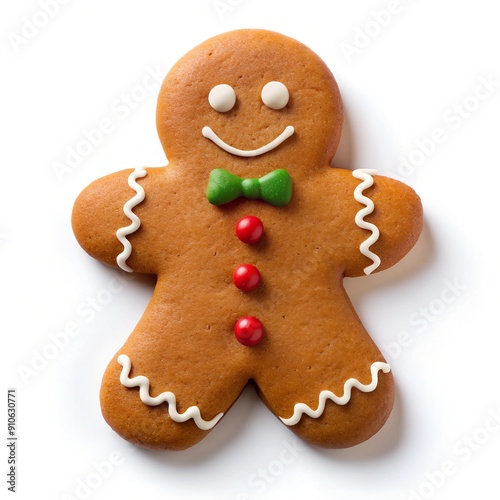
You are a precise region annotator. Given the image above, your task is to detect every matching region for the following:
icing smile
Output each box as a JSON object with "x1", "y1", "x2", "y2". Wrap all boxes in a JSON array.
[{"x1": 202, "y1": 125, "x2": 295, "y2": 157}]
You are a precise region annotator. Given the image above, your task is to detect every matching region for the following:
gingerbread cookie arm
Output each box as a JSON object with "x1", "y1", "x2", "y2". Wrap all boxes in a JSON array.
[
  {"x1": 72, "y1": 167, "x2": 162, "y2": 274},
  {"x1": 343, "y1": 169, "x2": 423, "y2": 278}
]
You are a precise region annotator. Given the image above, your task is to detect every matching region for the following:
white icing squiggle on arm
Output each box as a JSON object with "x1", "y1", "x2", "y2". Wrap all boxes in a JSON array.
[
  {"x1": 117, "y1": 354, "x2": 224, "y2": 431},
  {"x1": 116, "y1": 167, "x2": 147, "y2": 272},
  {"x1": 279, "y1": 361, "x2": 390, "y2": 426},
  {"x1": 352, "y1": 168, "x2": 381, "y2": 275}
]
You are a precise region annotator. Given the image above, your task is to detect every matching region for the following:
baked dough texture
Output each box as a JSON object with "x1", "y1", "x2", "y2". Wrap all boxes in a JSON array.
[{"x1": 72, "y1": 29, "x2": 423, "y2": 450}]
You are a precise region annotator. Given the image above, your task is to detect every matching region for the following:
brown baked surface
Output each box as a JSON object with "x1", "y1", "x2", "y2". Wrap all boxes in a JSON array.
[{"x1": 72, "y1": 29, "x2": 423, "y2": 450}]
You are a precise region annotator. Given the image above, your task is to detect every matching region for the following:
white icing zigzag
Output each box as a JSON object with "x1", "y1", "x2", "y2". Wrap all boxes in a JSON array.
[
  {"x1": 116, "y1": 167, "x2": 147, "y2": 273},
  {"x1": 279, "y1": 361, "x2": 391, "y2": 426},
  {"x1": 352, "y1": 168, "x2": 381, "y2": 275},
  {"x1": 117, "y1": 354, "x2": 224, "y2": 431}
]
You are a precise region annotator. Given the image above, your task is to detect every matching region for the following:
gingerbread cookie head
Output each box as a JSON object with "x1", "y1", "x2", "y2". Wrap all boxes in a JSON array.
[
  {"x1": 156, "y1": 29, "x2": 343, "y2": 182},
  {"x1": 72, "y1": 29, "x2": 423, "y2": 451}
]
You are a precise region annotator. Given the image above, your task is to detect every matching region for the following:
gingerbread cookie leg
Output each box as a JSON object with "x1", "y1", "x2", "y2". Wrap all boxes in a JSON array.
[
  {"x1": 99, "y1": 286, "x2": 250, "y2": 450},
  {"x1": 253, "y1": 293, "x2": 395, "y2": 448}
]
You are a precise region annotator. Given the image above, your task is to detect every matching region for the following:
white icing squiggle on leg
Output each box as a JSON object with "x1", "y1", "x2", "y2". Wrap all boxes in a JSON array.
[
  {"x1": 116, "y1": 167, "x2": 147, "y2": 272},
  {"x1": 117, "y1": 354, "x2": 224, "y2": 431},
  {"x1": 279, "y1": 361, "x2": 391, "y2": 426},
  {"x1": 352, "y1": 168, "x2": 381, "y2": 275}
]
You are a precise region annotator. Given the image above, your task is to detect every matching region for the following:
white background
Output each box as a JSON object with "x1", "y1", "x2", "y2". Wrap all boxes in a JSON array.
[{"x1": 2, "y1": 1, "x2": 500, "y2": 499}]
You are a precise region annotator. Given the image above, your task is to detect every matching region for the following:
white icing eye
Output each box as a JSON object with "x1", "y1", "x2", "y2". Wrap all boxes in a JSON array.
[
  {"x1": 261, "y1": 81, "x2": 289, "y2": 110},
  {"x1": 208, "y1": 84, "x2": 236, "y2": 112}
]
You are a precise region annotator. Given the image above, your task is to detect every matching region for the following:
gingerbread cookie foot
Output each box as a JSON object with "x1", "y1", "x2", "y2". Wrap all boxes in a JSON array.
[
  {"x1": 279, "y1": 366, "x2": 395, "y2": 448},
  {"x1": 100, "y1": 351, "x2": 242, "y2": 450}
]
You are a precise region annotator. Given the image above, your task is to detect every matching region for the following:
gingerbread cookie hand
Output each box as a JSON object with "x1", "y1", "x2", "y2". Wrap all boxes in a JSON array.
[
  {"x1": 345, "y1": 169, "x2": 422, "y2": 277},
  {"x1": 72, "y1": 29, "x2": 423, "y2": 450},
  {"x1": 72, "y1": 167, "x2": 181, "y2": 274}
]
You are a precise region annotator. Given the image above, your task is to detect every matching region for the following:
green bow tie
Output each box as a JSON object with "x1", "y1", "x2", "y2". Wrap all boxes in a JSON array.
[{"x1": 206, "y1": 168, "x2": 292, "y2": 207}]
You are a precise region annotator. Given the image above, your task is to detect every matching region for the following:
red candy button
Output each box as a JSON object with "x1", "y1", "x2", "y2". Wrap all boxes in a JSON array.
[
  {"x1": 235, "y1": 216, "x2": 263, "y2": 244},
  {"x1": 233, "y1": 264, "x2": 261, "y2": 291},
  {"x1": 234, "y1": 316, "x2": 264, "y2": 346}
]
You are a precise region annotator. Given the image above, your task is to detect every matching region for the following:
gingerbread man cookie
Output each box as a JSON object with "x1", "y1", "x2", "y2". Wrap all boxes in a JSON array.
[{"x1": 72, "y1": 30, "x2": 423, "y2": 450}]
